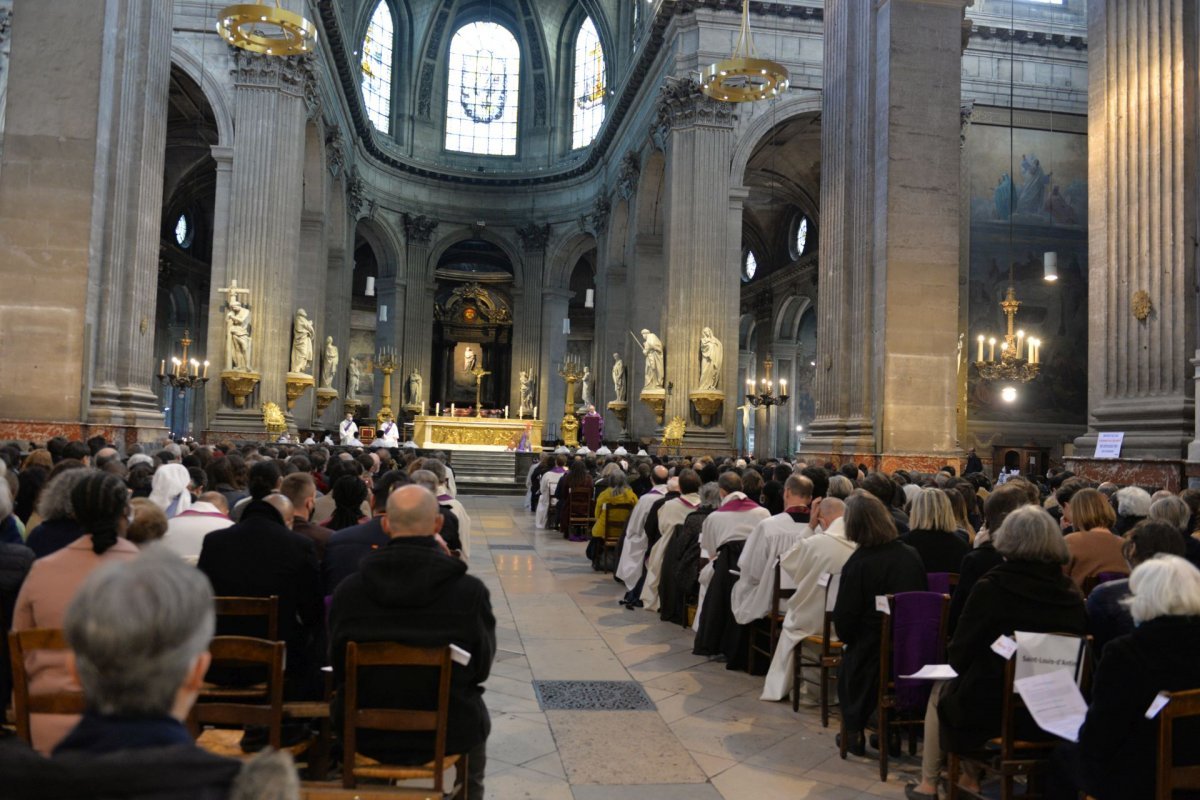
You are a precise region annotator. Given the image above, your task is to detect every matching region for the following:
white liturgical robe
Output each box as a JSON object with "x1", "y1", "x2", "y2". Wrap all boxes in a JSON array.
[
  {"x1": 693, "y1": 492, "x2": 771, "y2": 632},
  {"x1": 760, "y1": 517, "x2": 857, "y2": 701},
  {"x1": 535, "y1": 467, "x2": 566, "y2": 529},
  {"x1": 614, "y1": 484, "x2": 668, "y2": 590},
  {"x1": 639, "y1": 493, "x2": 701, "y2": 611},
  {"x1": 437, "y1": 486, "x2": 471, "y2": 558},
  {"x1": 731, "y1": 511, "x2": 813, "y2": 625},
  {"x1": 376, "y1": 419, "x2": 400, "y2": 447},
  {"x1": 339, "y1": 418, "x2": 360, "y2": 445}
]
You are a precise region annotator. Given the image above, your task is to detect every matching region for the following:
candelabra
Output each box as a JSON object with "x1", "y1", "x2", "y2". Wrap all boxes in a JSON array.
[
  {"x1": 558, "y1": 356, "x2": 586, "y2": 448},
  {"x1": 974, "y1": 286, "x2": 1042, "y2": 384},
  {"x1": 158, "y1": 330, "x2": 210, "y2": 390},
  {"x1": 375, "y1": 346, "x2": 398, "y2": 425},
  {"x1": 745, "y1": 354, "x2": 789, "y2": 408}
]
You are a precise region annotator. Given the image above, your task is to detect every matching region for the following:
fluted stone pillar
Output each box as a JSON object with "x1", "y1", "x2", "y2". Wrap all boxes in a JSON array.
[
  {"x1": 295, "y1": 211, "x2": 326, "y2": 424},
  {"x1": 209, "y1": 52, "x2": 309, "y2": 432},
  {"x1": 804, "y1": 0, "x2": 966, "y2": 469},
  {"x1": 85, "y1": 0, "x2": 173, "y2": 437},
  {"x1": 399, "y1": 213, "x2": 437, "y2": 406},
  {"x1": 628, "y1": 235, "x2": 664, "y2": 439},
  {"x1": 1073, "y1": 0, "x2": 1197, "y2": 463},
  {"x1": 511, "y1": 229, "x2": 547, "y2": 419},
  {"x1": 540, "y1": 289, "x2": 572, "y2": 437},
  {"x1": 595, "y1": 260, "x2": 628, "y2": 435}
]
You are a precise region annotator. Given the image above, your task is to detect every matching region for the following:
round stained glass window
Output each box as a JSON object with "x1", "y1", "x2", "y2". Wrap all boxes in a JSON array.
[
  {"x1": 174, "y1": 214, "x2": 192, "y2": 248},
  {"x1": 795, "y1": 216, "x2": 809, "y2": 257},
  {"x1": 743, "y1": 251, "x2": 757, "y2": 281}
]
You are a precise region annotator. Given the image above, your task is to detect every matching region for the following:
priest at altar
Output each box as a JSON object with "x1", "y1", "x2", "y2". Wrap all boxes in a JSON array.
[
  {"x1": 582, "y1": 405, "x2": 603, "y2": 450},
  {"x1": 339, "y1": 412, "x2": 362, "y2": 446},
  {"x1": 374, "y1": 417, "x2": 400, "y2": 448}
]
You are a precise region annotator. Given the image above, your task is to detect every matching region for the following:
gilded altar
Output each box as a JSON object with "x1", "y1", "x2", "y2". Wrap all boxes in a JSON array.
[{"x1": 413, "y1": 415, "x2": 543, "y2": 451}]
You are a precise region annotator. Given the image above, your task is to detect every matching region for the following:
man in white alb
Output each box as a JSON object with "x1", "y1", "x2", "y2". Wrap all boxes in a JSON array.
[
  {"x1": 731, "y1": 474, "x2": 815, "y2": 626},
  {"x1": 640, "y1": 469, "x2": 703, "y2": 612},
  {"x1": 693, "y1": 471, "x2": 771, "y2": 632},
  {"x1": 615, "y1": 465, "x2": 670, "y2": 601},
  {"x1": 339, "y1": 412, "x2": 361, "y2": 446},
  {"x1": 376, "y1": 416, "x2": 400, "y2": 448}
]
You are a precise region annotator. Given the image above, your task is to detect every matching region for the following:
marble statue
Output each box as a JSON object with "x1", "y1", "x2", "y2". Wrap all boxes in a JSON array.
[
  {"x1": 406, "y1": 368, "x2": 423, "y2": 405},
  {"x1": 581, "y1": 366, "x2": 592, "y2": 405},
  {"x1": 225, "y1": 297, "x2": 251, "y2": 371},
  {"x1": 290, "y1": 308, "x2": 314, "y2": 374},
  {"x1": 347, "y1": 358, "x2": 362, "y2": 399},
  {"x1": 640, "y1": 329, "x2": 664, "y2": 391},
  {"x1": 519, "y1": 369, "x2": 535, "y2": 416},
  {"x1": 698, "y1": 326, "x2": 723, "y2": 391},
  {"x1": 464, "y1": 346, "x2": 477, "y2": 372},
  {"x1": 612, "y1": 353, "x2": 626, "y2": 401},
  {"x1": 320, "y1": 337, "x2": 338, "y2": 389}
]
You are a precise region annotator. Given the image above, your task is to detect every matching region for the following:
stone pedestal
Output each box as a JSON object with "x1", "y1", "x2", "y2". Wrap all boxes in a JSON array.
[
  {"x1": 607, "y1": 400, "x2": 629, "y2": 438},
  {"x1": 639, "y1": 388, "x2": 666, "y2": 427},
  {"x1": 688, "y1": 390, "x2": 724, "y2": 428},
  {"x1": 220, "y1": 370, "x2": 260, "y2": 409},
  {"x1": 315, "y1": 387, "x2": 338, "y2": 417},
  {"x1": 285, "y1": 373, "x2": 314, "y2": 410}
]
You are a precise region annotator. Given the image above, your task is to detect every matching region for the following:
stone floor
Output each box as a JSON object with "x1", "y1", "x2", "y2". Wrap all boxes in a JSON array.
[{"x1": 461, "y1": 495, "x2": 921, "y2": 800}]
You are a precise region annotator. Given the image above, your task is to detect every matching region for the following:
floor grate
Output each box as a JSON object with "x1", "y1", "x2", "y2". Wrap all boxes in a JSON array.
[{"x1": 533, "y1": 680, "x2": 656, "y2": 711}]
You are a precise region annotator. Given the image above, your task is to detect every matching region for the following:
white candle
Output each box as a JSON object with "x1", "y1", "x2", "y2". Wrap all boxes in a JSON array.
[
  {"x1": 976, "y1": 335, "x2": 984, "y2": 363},
  {"x1": 436, "y1": 402, "x2": 441, "y2": 416},
  {"x1": 504, "y1": 405, "x2": 509, "y2": 418},
  {"x1": 421, "y1": 401, "x2": 426, "y2": 415},
  {"x1": 988, "y1": 337, "x2": 996, "y2": 362},
  {"x1": 779, "y1": 379, "x2": 787, "y2": 394},
  {"x1": 202, "y1": 361, "x2": 209, "y2": 379},
  {"x1": 451, "y1": 403, "x2": 456, "y2": 415},
  {"x1": 159, "y1": 359, "x2": 165, "y2": 375},
  {"x1": 534, "y1": 405, "x2": 538, "y2": 418}
]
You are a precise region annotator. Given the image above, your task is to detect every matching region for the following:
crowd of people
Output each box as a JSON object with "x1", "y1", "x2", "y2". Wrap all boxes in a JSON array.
[
  {"x1": 529, "y1": 450, "x2": 1200, "y2": 799},
  {"x1": 1, "y1": 433, "x2": 1198, "y2": 797}
]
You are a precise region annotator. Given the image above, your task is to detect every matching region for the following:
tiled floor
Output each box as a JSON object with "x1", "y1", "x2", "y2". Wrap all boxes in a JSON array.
[{"x1": 462, "y1": 495, "x2": 920, "y2": 800}]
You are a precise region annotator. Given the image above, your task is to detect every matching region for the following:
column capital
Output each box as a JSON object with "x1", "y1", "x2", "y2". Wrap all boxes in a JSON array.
[
  {"x1": 649, "y1": 79, "x2": 737, "y2": 150},
  {"x1": 614, "y1": 151, "x2": 640, "y2": 201},
  {"x1": 231, "y1": 49, "x2": 311, "y2": 98},
  {"x1": 579, "y1": 195, "x2": 610, "y2": 236},
  {"x1": 402, "y1": 212, "x2": 439, "y2": 244},
  {"x1": 516, "y1": 222, "x2": 552, "y2": 251}
]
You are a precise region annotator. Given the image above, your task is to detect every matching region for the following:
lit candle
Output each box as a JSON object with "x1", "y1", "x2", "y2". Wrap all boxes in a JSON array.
[
  {"x1": 504, "y1": 405, "x2": 509, "y2": 418},
  {"x1": 1000, "y1": 341, "x2": 1008, "y2": 356},
  {"x1": 988, "y1": 337, "x2": 996, "y2": 362},
  {"x1": 534, "y1": 405, "x2": 538, "y2": 418},
  {"x1": 1016, "y1": 329, "x2": 1025, "y2": 357},
  {"x1": 779, "y1": 379, "x2": 787, "y2": 394},
  {"x1": 451, "y1": 403, "x2": 456, "y2": 415},
  {"x1": 191, "y1": 359, "x2": 199, "y2": 377},
  {"x1": 202, "y1": 360, "x2": 209, "y2": 379},
  {"x1": 421, "y1": 401, "x2": 426, "y2": 415},
  {"x1": 976, "y1": 335, "x2": 984, "y2": 363},
  {"x1": 159, "y1": 359, "x2": 165, "y2": 375},
  {"x1": 436, "y1": 402, "x2": 441, "y2": 416}
]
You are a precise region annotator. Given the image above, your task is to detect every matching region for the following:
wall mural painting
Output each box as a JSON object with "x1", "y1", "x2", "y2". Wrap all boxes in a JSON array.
[{"x1": 967, "y1": 124, "x2": 1088, "y2": 425}]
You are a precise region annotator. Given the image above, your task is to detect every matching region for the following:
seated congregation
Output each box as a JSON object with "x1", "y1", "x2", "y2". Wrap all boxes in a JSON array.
[{"x1": 529, "y1": 449, "x2": 1200, "y2": 799}]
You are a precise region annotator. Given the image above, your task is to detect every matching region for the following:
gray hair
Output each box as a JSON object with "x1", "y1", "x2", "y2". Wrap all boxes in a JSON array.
[
  {"x1": 699, "y1": 481, "x2": 721, "y2": 508},
  {"x1": 410, "y1": 469, "x2": 439, "y2": 494},
  {"x1": 1148, "y1": 495, "x2": 1191, "y2": 533},
  {"x1": 0, "y1": 474, "x2": 10, "y2": 519},
  {"x1": 992, "y1": 505, "x2": 1069, "y2": 565},
  {"x1": 1126, "y1": 554, "x2": 1200, "y2": 625},
  {"x1": 35, "y1": 468, "x2": 90, "y2": 522},
  {"x1": 603, "y1": 462, "x2": 628, "y2": 491},
  {"x1": 1115, "y1": 486, "x2": 1152, "y2": 517},
  {"x1": 828, "y1": 474, "x2": 855, "y2": 500},
  {"x1": 64, "y1": 546, "x2": 215, "y2": 716}
]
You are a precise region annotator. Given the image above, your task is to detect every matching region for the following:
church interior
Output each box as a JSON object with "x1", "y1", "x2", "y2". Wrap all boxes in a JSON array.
[{"x1": 1, "y1": 0, "x2": 1200, "y2": 798}]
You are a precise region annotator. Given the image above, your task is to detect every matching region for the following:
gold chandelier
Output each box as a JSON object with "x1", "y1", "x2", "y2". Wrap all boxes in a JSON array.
[
  {"x1": 974, "y1": 284, "x2": 1041, "y2": 386},
  {"x1": 700, "y1": 0, "x2": 789, "y2": 103},
  {"x1": 217, "y1": 1, "x2": 317, "y2": 57}
]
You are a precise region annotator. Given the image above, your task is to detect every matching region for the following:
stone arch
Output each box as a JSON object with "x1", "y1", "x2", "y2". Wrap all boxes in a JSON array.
[
  {"x1": 302, "y1": 120, "x2": 327, "y2": 216},
  {"x1": 427, "y1": 226, "x2": 523, "y2": 285},
  {"x1": 169, "y1": 47, "x2": 234, "y2": 147},
  {"x1": 548, "y1": 232, "x2": 598, "y2": 290},
  {"x1": 354, "y1": 216, "x2": 402, "y2": 279},
  {"x1": 634, "y1": 149, "x2": 666, "y2": 237},
  {"x1": 773, "y1": 295, "x2": 813, "y2": 342},
  {"x1": 607, "y1": 197, "x2": 630, "y2": 266},
  {"x1": 739, "y1": 312, "x2": 758, "y2": 352},
  {"x1": 729, "y1": 91, "x2": 823, "y2": 187}
]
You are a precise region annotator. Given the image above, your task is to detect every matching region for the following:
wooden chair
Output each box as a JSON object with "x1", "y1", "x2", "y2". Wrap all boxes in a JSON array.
[
  {"x1": 8, "y1": 628, "x2": 86, "y2": 744},
  {"x1": 1081, "y1": 571, "x2": 1128, "y2": 597},
  {"x1": 599, "y1": 501, "x2": 635, "y2": 573},
  {"x1": 844, "y1": 592, "x2": 950, "y2": 782},
  {"x1": 301, "y1": 789, "x2": 444, "y2": 800},
  {"x1": 795, "y1": 575, "x2": 843, "y2": 727},
  {"x1": 747, "y1": 560, "x2": 793, "y2": 674},
  {"x1": 566, "y1": 486, "x2": 595, "y2": 540},
  {"x1": 342, "y1": 642, "x2": 467, "y2": 798},
  {"x1": 926, "y1": 572, "x2": 959, "y2": 597},
  {"x1": 1157, "y1": 688, "x2": 1200, "y2": 799},
  {"x1": 215, "y1": 595, "x2": 280, "y2": 642},
  {"x1": 190, "y1": 635, "x2": 286, "y2": 754},
  {"x1": 948, "y1": 633, "x2": 1091, "y2": 800}
]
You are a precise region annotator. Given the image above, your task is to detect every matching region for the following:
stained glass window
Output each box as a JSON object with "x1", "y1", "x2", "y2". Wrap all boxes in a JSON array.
[
  {"x1": 361, "y1": 1, "x2": 393, "y2": 133},
  {"x1": 744, "y1": 251, "x2": 757, "y2": 281},
  {"x1": 445, "y1": 22, "x2": 521, "y2": 156},
  {"x1": 795, "y1": 216, "x2": 808, "y2": 257},
  {"x1": 174, "y1": 214, "x2": 192, "y2": 248},
  {"x1": 572, "y1": 17, "x2": 606, "y2": 149}
]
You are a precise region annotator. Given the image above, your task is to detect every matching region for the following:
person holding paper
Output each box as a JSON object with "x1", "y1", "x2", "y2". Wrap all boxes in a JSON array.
[
  {"x1": 905, "y1": 505, "x2": 1086, "y2": 800},
  {"x1": 1048, "y1": 554, "x2": 1200, "y2": 800},
  {"x1": 329, "y1": 485, "x2": 496, "y2": 799}
]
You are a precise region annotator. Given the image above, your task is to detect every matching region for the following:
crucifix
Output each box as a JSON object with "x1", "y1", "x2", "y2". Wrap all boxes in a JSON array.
[
  {"x1": 216, "y1": 279, "x2": 251, "y2": 307},
  {"x1": 470, "y1": 363, "x2": 491, "y2": 418}
]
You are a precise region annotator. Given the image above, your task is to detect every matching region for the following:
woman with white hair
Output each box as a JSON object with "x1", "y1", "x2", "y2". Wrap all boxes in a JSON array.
[
  {"x1": 1050, "y1": 555, "x2": 1200, "y2": 799},
  {"x1": 148, "y1": 463, "x2": 193, "y2": 518},
  {"x1": 1112, "y1": 485, "x2": 1152, "y2": 536}
]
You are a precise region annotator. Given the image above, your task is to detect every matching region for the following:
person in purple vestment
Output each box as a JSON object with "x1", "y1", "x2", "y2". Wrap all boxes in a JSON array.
[{"x1": 581, "y1": 405, "x2": 604, "y2": 450}]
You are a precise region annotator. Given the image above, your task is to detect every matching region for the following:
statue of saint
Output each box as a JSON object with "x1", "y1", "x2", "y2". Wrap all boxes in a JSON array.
[
  {"x1": 698, "y1": 326, "x2": 723, "y2": 391},
  {"x1": 519, "y1": 369, "x2": 535, "y2": 416},
  {"x1": 320, "y1": 337, "x2": 338, "y2": 389},
  {"x1": 612, "y1": 353, "x2": 626, "y2": 402},
  {"x1": 640, "y1": 329, "x2": 664, "y2": 391},
  {"x1": 464, "y1": 346, "x2": 477, "y2": 372},
  {"x1": 406, "y1": 369, "x2": 423, "y2": 406},
  {"x1": 581, "y1": 366, "x2": 592, "y2": 405},
  {"x1": 225, "y1": 297, "x2": 251, "y2": 371},
  {"x1": 290, "y1": 309, "x2": 314, "y2": 374},
  {"x1": 347, "y1": 358, "x2": 362, "y2": 400}
]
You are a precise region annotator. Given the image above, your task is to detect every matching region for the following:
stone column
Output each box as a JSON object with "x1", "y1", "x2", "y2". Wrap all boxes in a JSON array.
[
  {"x1": 628, "y1": 235, "x2": 664, "y2": 439},
  {"x1": 85, "y1": 0, "x2": 173, "y2": 438},
  {"x1": 517, "y1": 223, "x2": 553, "y2": 425},
  {"x1": 1073, "y1": 0, "x2": 1198, "y2": 464},
  {"x1": 202, "y1": 145, "x2": 234, "y2": 432},
  {"x1": 657, "y1": 83, "x2": 738, "y2": 452},
  {"x1": 540, "y1": 289, "x2": 572, "y2": 437},
  {"x1": 399, "y1": 213, "x2": 437, "y2": 407},
  {"x1": 209, "y1": 51, "x2": 309, "y2": 433}
]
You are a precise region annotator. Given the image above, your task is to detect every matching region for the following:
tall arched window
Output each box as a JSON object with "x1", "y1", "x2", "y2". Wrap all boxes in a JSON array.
[
  {"x1": 445, "y1": 22, "x2": 521, "y2": 156},
  {"x1": 572, "y1": 17, "x2": 606, "y2": 149},
  {"x1": 361, "y1": 1, "x2": 393, "y2": 133}
]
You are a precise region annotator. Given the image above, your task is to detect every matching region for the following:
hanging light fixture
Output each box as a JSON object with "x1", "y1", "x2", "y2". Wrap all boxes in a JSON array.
[
  {"x1": 217, "y1": 1, "x2": 317, "y2": 56},
  {"x1": 700, "y1": 0, "x2": 789, "y2": 103}
]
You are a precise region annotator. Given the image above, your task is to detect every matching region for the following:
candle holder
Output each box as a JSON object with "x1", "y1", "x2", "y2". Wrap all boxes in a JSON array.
[
  {"x1": 158, "y1": 330, "x2": 211, "y2": 391},
  {"x1": 973, "y1": 286, "x2": 1042, "y2": 384},
  {"x1": 744, "y1": 354, "x2": 789, "y2": 409},
  {"x1": 374, "y1": 346, "x2": 398, "y2": 425},
  {"x1": 558, "y1": 356, "x2": 586, "y2": 447}
]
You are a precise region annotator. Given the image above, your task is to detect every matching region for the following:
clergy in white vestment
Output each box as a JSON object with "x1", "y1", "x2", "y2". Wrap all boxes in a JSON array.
[
  {"x1": 693, "y1": 472, "x2": 771, "y2": 632},
  {"x1": 419, "y1": 457, "x2": 471, "y2": 558},
  {"x1": 640, "y1": 469, "x2": 703, "y2": 611},
  {"x1": 731, "y1": 474, "x2": 816, "y2": 625},
  {"x1": 339, "y1": 412, "x2": 360, "y2": 445},
  {"x1": 615, "y1": 465, "x2": 670, "y2": 592},
  {"x1": 760, "y1": 497, "x2": 857, "y2": 702},
  {"x1": 535, "y1": 454, "x2": 568, "y2": 529},
  {"x1": 376, "y1": 417, "x2": 401, "y2": 447}
]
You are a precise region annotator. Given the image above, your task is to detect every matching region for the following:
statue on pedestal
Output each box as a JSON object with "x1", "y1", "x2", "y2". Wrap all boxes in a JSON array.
[
  {"x1": 347, "y1": 359, "x2": 362, "y2": 400},
  {"x1": 406, "y1": 368, "x2": 423, "y2": 406},
  {"x1": 612, "y1": 353, "x2": 626, "y2": 401},
  {"x1": 320, "y1": 337, "x2": 338, "y2": 389},
  {"x1": 580, "y1": 366, "x2": 593, "y2": 406},
  {"x1": 290, "y1": 309, "x2": 315, "y2": 374},
  {"x1": 640, "y1": 329, "x2": 664, "y2": 391},
  {"x1": 519, "y1": 369, "x2": 536, "y2": 416},
  {"x1": 224, "y1": 297, "x2": 252, "y2": 371},
  {"x1": 464, "y1": 346, "x2": 477, "y2": 372},
  {"x1": 698, "y1": 326, "x2": 723, "y2": 391}
]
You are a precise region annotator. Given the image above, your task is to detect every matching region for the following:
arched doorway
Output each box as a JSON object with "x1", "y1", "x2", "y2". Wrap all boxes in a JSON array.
[{"x1": 566, "y1": 252, "x2": 597, "y2": 409}]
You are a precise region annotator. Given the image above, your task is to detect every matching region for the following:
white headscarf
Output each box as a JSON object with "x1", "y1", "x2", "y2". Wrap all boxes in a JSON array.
[{"x1": 149, "y1": 463, "x2": 193, "y2": 517}]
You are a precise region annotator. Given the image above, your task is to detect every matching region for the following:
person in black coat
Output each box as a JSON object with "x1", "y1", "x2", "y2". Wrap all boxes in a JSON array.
[
  {"x1": 902, "y1": 488, "x2": 971, "y2": 574},
  {"x1": 834, "y1": 492, "x2": 927, "y2": 754},
  {"x1": 1050, "y1": 555, "x2": 1200, "y2": 800},
  {"x1": 198, "y1": 493, "x2": 324, "y2": 701},
  {"x1": 329, "y1": 485, "x2": 495, "y2": 799},
  {"x1": 948, "y1": 483, "x2": 1030, "y2": 635},
  {"x1": 0, "y1": 540, "x2": 34, "y2": 706},
  {"x1": 324, "y1": 470, "x2": 429, "y2": 595}
]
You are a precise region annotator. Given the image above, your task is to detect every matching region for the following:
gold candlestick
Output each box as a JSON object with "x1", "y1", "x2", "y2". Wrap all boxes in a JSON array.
[
  {"x1": 375, "y1": 346, "x2": 398, "y2": 425},
  {"x1": 470, "y1": 364, "x2": 491, "y2": 418}
]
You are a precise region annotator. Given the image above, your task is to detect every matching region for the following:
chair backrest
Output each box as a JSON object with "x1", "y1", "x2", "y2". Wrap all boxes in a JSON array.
[
  {"x1": 603, "y1": 501, "x2": 635, "y2": 542},
  {"x1": 568, "y1": 486, "x2": 593, "y2": 517},
  {"x1": 343, "y1": 642, "x2": 454, "y2": 789},
  {"x1": 1157, "y1": 688, "x2": 1200, "y2": 799},
  {"x1": 880, "y1": 592, "x2": 950, "y2": 712},
  {"x1": 215, "y1": 595, "x2": 280, "y2": 642},
  {"x1": 998, "y1": 632, "x2": 1091, "y2": 757},
  {"x1": 926, "y1": 572, "x2": 959, "y2": 596},
  {"x1": 770, "y1": 560, "x2": 793, "y2": 618},
  {"x1": 8, "y1": 628, "x2": 86, "y2": 744},
  {"x1": 191, "y1": 635, "x2": 286, "y2": 749}
]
